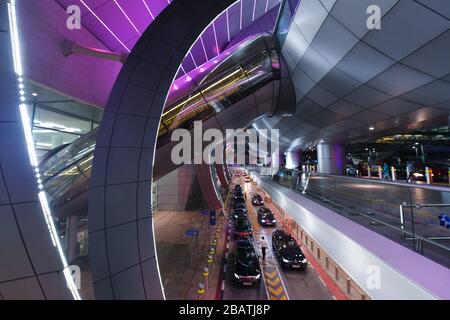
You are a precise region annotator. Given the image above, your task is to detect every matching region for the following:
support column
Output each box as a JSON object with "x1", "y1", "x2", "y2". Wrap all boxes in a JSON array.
[
  {"x1": 215, "y1": 164, "x2": 229, "y2": 190},
  {"x1": 271, "y1": 151, "x2": 285, "y2": 169},
  {"x1": 67, "y1": 215, "x2": 78, "y2": 263},
  {"x1": 317, "y1": 144, "x2": 345, "y2": 175},
  {"x1": 285, "y1": 150, "x2": 302, "y2": 170}
]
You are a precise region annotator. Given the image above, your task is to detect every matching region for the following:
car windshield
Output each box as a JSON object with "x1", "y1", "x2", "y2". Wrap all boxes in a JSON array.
[
  {"x1": 237, "y1": 248, "x2": 257, "y2": 260},
  {"x1": 237, "y1": 219, "x2": 250, "y2": 227},
  {"x1": 285, "y1": 239, "x2": 297, "y2": 248}
]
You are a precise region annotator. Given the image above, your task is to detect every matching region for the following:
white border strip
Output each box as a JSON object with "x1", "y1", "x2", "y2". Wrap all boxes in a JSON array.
[{"x1": 7, "y1": 0, "x2": 81, "y2": 300}]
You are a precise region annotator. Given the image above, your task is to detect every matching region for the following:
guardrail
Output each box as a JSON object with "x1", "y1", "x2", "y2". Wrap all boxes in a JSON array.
[
  {"x1": 272, "y1": 170, "x2": 450, "y2": 267},
  {"x1": 251, "y1": 171, "x2": 450, "y2": 299},
  {"x1": 254, "y1": 183, "x2": 368, "y2": 300}
]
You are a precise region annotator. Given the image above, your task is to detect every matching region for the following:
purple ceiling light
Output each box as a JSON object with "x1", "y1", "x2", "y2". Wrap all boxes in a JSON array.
[
  {"x1": 142, "y1": 0, "x2": 155, "y2": 20},
  {"x1": 78, "y1": 0, "x2": 131, "y2": 52},
  {"x1": 55, "y1": 0, "x2": 281, "y2": 75},
  {"x1": 113, "y1": 0, "x2": 141, "y2": 35}
]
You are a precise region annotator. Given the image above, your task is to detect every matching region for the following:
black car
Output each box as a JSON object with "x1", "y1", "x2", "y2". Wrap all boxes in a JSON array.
[
  {"x1": 233, "y1": 242, "x2": 261, "y2": 286},
  {"x1": 272, "y1": 229, "x2": 307, "y2": 270},
  {"x1": 233, "y1": 202, "x2": 247, "y2": 210},
  {"x1": 234, "y1": 195, "x2": 245, "y2": 204},
  {"x1": 234, "y1": 191, "x2": 244, "y2": 198},
  {"x1": 251, "y1": 194, "x2": 264, "y2": 206},
  {"x1": 233, "y1": 205, "x2": 248, "y2": 219},
  {"x1": 234, "y1": 215, "x2": 253, "y2": 238},
  {"x1": 257, "y1": 207, "x2": 276, "y2": 227},
  {"x1": 236, "y1": 237, "x2": 253, "y2": 250}
]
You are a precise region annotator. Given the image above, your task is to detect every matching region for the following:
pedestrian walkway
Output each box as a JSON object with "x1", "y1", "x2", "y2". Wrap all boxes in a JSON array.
[{"x1": 154, "y1": 210, "x2": 227, "y2": 300}]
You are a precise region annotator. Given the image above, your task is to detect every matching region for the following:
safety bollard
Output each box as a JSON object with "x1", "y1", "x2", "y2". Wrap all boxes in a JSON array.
[
  {"x1": 197, "y1": 282, "x2": 205, "y2": 300},
  {"x1": 378, "y1": 166, "x2": 382, "y2": 179},
  {"x1": 207, "y1": 254, "x2": 214, "y2": 275},
  {"x1": 425, "y1": 167, "x2": 432, "y2": 185},
  {"x1": 448, "y1": 168, "x2": 450, "y2": 186},
  {"x1": 391, "y1": 166, "x2": 396, "y2": 181},
  {"x1": 367, "y1": 166, "x2": 371, "y2": 179},
  {"x1": 203, "y1": 267, "x2": 209, "y2": 294},
  {"x1": 209, "y1": 247, "x2": 215, "y2": 255}
]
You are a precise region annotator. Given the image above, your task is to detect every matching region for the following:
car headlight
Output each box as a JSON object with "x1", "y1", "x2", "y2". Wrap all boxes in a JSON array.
[
  {"x1": 234, "y1": 273, "x2": 240, "y2": 279},
  {"x1": 302, "y1": 259, "x2": 307, "y2": 263},
  {"x1": 282, "y1": 258, "x2": 290, "y2": 263},
  {"x1": 255, "y1": 274, "x2": 261, "y2": 279}
]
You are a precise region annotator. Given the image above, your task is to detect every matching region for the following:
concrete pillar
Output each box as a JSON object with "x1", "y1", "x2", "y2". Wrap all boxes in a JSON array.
[
  {"x1": 271, "y1": 152, "x2": 285, "y2": 169},
  {"x1": 285, "y1": 150, "x2": 302, "y2": 170},
  {"x1": 67, "y1": 215, "x2": 78, "y2": 263},
  {"x1": 317, "y1": 144, "x2": 345, "y2": 175}
]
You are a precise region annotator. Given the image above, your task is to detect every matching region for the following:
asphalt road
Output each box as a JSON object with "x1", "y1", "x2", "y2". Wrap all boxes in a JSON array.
[{"x1": 223, "y1": 174, "x2": 333, "y2": 300}]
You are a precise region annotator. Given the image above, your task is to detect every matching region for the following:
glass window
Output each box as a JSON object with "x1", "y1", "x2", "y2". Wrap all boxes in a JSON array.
[
  {"x1": 33, "y1": 128, "x2": 80, "y2": 152},
  {"x1": 34, "y1": 107, "x2": 92, "y2": 135}
]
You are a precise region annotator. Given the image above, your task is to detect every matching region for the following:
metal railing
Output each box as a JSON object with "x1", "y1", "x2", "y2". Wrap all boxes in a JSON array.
[
  {"x1": 254, "y1": 184, "x2": 369, "y2": 300},
  {"x1": 269, "y1": 169, "x2": 450, "y2": 268}
]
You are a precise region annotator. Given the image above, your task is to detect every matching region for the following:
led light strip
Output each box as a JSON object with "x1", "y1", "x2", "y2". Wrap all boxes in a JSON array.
[
  {"x1": 252, "y1": 0, "x2": 257, "y2": 21},
  {"x1": 189, "y1": 51, "x2": 198, "y2": 68},
  {"x1": 265, "y1": 0, "x2": 270, "y2": 13},
  {"x1": 79, "y1": 0, "x2": 130, "y2": 53},
  {"x1": 212, "y1": 21, "x2": 220, "y2": 55},
  {"x1": 226, "y1": 9, "x2": 231, "y2": 42},
  {"x1": 7, "y1": 0, "x2": 81, "y2": 300},
  {"x1": 199, "y1": 36, "x2": 209, "y2": 61},
  {"x1": 142, "y1": 0, "x2": 155, "y2": 20},
  {"x1": 240, "y1": 0, "x2": 243, "y2": 30},
  {"x1": 114, "y1": 0, "x2": 141, "y2": 35}
]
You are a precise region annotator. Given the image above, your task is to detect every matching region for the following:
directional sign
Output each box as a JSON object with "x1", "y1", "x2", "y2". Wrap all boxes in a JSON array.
[
  {"x1": 439, "y1": 213, "x2": 450, "y2": 229},
  {"x1": 210, "y1": 210, "x2": 216, "y2": 226},
  {"x1": 185, "y1": 229, "x2": 199, "y2": 237}
]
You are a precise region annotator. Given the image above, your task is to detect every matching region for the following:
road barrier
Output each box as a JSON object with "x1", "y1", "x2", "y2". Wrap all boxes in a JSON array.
[
  {"x1": 425, "y1": 167, "x2": 433, "y2": 185},
  {"x1": 197, "y1": 282, "x2": 205, "y2": 300}
]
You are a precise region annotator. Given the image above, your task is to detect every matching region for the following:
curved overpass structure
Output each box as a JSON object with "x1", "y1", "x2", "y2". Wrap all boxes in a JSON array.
[{"x1": 39, "y1": 34, "x2": 294, "y2": 218}]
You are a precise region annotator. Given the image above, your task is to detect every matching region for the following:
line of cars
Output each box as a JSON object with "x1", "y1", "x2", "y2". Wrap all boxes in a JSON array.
[
  {"x1": 231, "y1": 184, "x2": 261, "y2": 286},
  {"x1": 231, "y1": 184, "x2": 308, "y2": 287},
  {"x1": 251, "y1": 194, "x2": 308, "y2": 270}
]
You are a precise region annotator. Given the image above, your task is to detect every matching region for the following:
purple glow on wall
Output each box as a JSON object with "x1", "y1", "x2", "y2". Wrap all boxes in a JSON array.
[
  {"x1": 55, "y1": 0, "x2": 281, "y2": 78},
  {"x1": 79, "y1": 0, "x2": 131, "y2": 52}
]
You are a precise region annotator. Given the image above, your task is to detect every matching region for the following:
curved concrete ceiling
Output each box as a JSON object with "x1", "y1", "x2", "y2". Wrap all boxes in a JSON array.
[
  {"x1": 55, "y1": 0, "x2": 281, "y2": 77},
  {"x1": 255, "y1": 0, "x2": 450, "y2": 151}
]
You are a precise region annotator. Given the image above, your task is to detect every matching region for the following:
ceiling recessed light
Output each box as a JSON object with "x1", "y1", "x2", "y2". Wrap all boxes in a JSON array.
[
  {"x1": 369, "y1": 126, "x2": 375, "y2": 131},
  {"x1": 32, "y1": 92, "x2": 38, "y2": 97}
]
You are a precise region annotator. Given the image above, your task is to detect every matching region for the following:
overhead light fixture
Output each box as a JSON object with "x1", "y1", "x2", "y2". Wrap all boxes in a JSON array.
[
  {"x1": 369, "y1": 126, "x2": 375, "y2": 131},
  {"x1": 32, "y1": 92, "x2": 38, "y2": 97}
]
